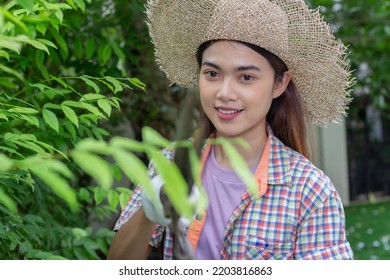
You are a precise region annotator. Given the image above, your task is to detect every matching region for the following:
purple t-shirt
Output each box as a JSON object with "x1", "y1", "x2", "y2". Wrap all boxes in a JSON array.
[{"x1": 195, "y1": 147, "x2": 256, "y2": 259}]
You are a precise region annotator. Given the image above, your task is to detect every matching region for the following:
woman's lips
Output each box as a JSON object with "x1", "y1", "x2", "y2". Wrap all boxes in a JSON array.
[{"x1": 215, "y1": 106, "x2": 243, "y2": 120}]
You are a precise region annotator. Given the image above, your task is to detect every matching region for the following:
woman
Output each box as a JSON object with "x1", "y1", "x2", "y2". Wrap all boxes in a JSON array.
[{"x1": 108, "y1": 0, "x2": 354, "y2": 260}]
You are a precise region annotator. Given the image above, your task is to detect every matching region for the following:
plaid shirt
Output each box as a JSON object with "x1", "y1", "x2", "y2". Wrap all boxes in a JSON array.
[{"x1": 114, "y1": 127, "x2": 353, "y2": 260}]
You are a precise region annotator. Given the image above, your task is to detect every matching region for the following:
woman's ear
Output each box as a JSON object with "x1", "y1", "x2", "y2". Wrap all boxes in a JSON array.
[{"x1": 273, "y1": 71, "x2": 292, "y2": 99}]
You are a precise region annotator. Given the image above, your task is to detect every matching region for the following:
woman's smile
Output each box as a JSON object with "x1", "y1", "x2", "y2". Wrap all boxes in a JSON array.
[{"x1": 215, "y1": 106, "x2": 244, "y2": 120}]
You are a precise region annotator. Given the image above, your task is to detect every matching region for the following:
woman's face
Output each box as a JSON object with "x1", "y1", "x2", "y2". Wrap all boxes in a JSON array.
[{"x1": 199, "y1": 40, "x2": 290, "y2": 140}]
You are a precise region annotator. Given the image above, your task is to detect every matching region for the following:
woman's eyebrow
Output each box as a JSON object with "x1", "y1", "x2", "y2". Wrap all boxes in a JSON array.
[
  {"x1": 201, "y1": 61, "x2": 221, "y2": 70},
  {"x1": 202, "y1": 61, "x2": 261, "y2": 72},
  {"x1": 236, "y1": 65, "x2": 261, "y2": 72}
]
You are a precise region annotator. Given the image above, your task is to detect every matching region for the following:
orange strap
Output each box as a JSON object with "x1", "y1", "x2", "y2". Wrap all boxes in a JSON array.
[
  {"x1": 186, "y1": 140, "x2": 212, "y2": 251},
  {"x1": 187, "y1": 211, "x2": 207, "y2": 250},
  {"x1": 253, "y1": 136, "x2": 270, "y2": 197}
]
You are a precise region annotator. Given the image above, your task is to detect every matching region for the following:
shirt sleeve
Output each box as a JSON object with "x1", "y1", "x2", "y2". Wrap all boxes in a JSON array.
[{"x1": 294, "y1": 189, "x2": 354, "y2": 259}]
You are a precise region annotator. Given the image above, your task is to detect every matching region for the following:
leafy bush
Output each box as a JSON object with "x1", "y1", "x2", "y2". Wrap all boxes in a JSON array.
[{"x1": 0, "y1": 0, "x2": 146, "y2": 259}]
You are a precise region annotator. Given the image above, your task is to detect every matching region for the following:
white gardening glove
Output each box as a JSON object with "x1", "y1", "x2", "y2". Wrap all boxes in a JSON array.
[
  {"x1": 176, "y1": 185, "x2": 201, "y2": 228},
  {"x1": 140, "y1": 174, "x2": 203, "y2": 227},
  {"x1": 140, "y1": 174, "x2": 172, "y2": 226}
]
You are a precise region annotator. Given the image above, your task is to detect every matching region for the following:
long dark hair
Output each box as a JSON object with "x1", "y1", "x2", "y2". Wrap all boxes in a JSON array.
[{"x1": 196, "y1": 40, "x2": 312, "y2": 160}]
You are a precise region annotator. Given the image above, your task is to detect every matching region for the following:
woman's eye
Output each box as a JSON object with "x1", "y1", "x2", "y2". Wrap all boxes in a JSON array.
[
  {"x1": 205, "y1": 71, "x2": 219, "y2": 78},
  {"x1": 241, "y1": 75, "x2": 254, "y2": 81}
]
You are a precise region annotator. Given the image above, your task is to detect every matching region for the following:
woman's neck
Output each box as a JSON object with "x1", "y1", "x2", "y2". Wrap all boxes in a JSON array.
[{"x1": 213, "y1": 128, "x2": 268, "y2": 170}]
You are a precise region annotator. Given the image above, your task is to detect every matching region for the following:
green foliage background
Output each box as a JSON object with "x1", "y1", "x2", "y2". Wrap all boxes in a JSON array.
[
  {"x1": 308, "y1": 0, "x2": 390, "y2": 199},
  {"x1": 1, "y1": 0, "x2": 389, "y2": 260},
  {"x1": 0, "y1": 0, "x2": 176, "y2": 260},
  {"x1": 0, "y1": 0, "x2": 143, "y2": 259}
]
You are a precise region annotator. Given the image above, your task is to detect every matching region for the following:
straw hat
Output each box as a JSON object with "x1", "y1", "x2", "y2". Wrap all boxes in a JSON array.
[{"x1": 145, "y1": 0, "x2": 354, "y2": 126}]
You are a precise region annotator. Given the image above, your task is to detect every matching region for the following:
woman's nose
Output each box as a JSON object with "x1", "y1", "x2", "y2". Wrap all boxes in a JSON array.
[{"x1": 216, "y1": 78, "x2": 238, "y2": 102}]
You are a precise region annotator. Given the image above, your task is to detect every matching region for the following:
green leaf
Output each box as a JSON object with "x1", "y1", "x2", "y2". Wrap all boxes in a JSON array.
[
  {"x1": 0, "y1": 146, "x2": 23, "y2": 158},
  {"x1": 71, "y1": 151, "x2": 113, "y2": 190},
  {"x1": 47, "y1": 255, "x2": 68, "y2": 260},
  {"x1": 76, "y1": 138, "x2": 111, "y2": 154},
  {"x1": 25, "y1": 160, "x2": 79, "y2": 213},
  {"x1": 42, "y1": 2, "x2": 72, "y2": 10},
  {"x1": 8, "y1": 107, "x2": 39, "y2": 114},
  {"x1": 111, "y1": 164, "x2": 122, "y2": 181},
  {"x1": 0, "y1": 78, "x2": 17, "y2": 89},
  {"x1": 72, "y1": 246, "x2": 90, "y2": 260},
  {"x1": 78, "y1": 188, "x2": 91, "y2": 203},
  {"x1": 142, "y1": 126, "x2": 171, "y2": 148},
  {"x1": 97, "y1": 99, "x2": 112, "y2": 117},
  {"x1": 35, "y1": 50, "x2": 45, "y2": 69},
  {"x1": 29, "y1": 83, "x2": 46, "y2": 91},
  {"x1": 98, "y1": 44, "x2": 112, "y2": 65},
  {"x1": 72, "y1": 228, "x2": 88, "y2": 239},
  {"x1": 187, "y1": 144, "x2": 202, "y2": 188},
  {"x1": 110, "y1": 137, "x2": 147, "y2": 153},
  {"x1": 50, "y1": 76, "x2": 70, "y2": 90},
  {"x1": 85, "y1": 38, "x2": 95, "y2": 59},
  {"x1": 107, "y1": 189, "x2": 119, "y2": 210},
  {"x1": 80, "y1": 93, "x2": 105, "y2": 101},
  {"x1": 104, "y1": 76, "x2": 123, "y2": 93},
  {"x1": 64, "y1": 121, "x2": 77, "y2": 140},
  {"x1": 42, "y1": 108, "x2": 59, "y2": 132},
  {"x1": 94, "y1": 79, "x2": 113, "y2": 92},
  {"x1": 15, "y1": 140, "x2": 48, "y2": 155},
  {"x1": 93, "y1": 187, "x2": 106, "y2": 206},
  {"x1": 35, "y1": 141, "x2": 69, "y2": 161},
  {"x1": 0, "y1": 50, "x2": 10, "y2": 60},
  {"x1": 73, "y1": 37, "x2": 83, "y2": 59},
  {"x1": 119, "y1": 191, "x2": 132, "y2": 210},
  {"x1": 50, "y1": 30, "x2": 68, "y2": 59},
  {"x1": 16, "y1": 0, "x2": 35, "y2": 12},
  {"x1": 80, "y1": 76, "x2": 100, "y2": 93},
  {"x1": 128, "y1": 77, "x2": 146, "y2": 91},
  {"x1": 112, "y1": 150, "x2": 153, "y2": 192},
  {"x1": 0, "y1": 154, "x2": 13, "y2": 171},
  {"x1": 4, "y1": 132, "x2": 20, "y2": 142},
  {"x1": 19, "y1": 115, "x2": 40, "y2": 127},
  {"x1": 43, "y1": 103, "x2": 61, "y2": 110},
  {"x1": 0, "y1": 189, "x2": 18, "y2": 214},
  {"x1": 24, "y1": 214, "x2": 45, "y2": 225},
  {"x1": 73, "y1": 0, "x2": 86, "y2": 12},
  {"x1": 62, "y1": 100, "x2": 84, "y2": 109},
  {"x1": 80, "y1": 102, "x2": 104, "y2": 118},
  {"x1": 55, "y1": 10, "x2": 64, "y2": 22},
  {"x1": 110, "y1": 41, "x2": 126, "y2": 60},
  {"x1": 0, "y1": 64, "x2": 25, "y2": 82},
  {"x1": 19, "y1": 134, "x2": 37, "y2": 142},
  {"x1": 0, "y1": 36, "x2": 22, "y2": 54},
  {"x1": 108, "y1": 97, "x2": 121, "y2": 108},
  {"x1": 0, "y1": 112, "x2": 9, "y2": 121},
  {"x1": 36, "y1": 23, "x2": 47, "y2": 35},
  {"x1": 17, "y1": 37, "x2": 50, "y2": 54},
  {"x1": 36, "y1": 39, "x2": 58, "y2": 49},
  {"x1": 92, "y1": 127, "x2": 110, "y2": 140},
  {"x1": 61, "y1": 104, "x2": 78, "y2": 127}
]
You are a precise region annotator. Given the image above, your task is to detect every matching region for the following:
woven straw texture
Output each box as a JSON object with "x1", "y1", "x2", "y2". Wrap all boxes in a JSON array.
[{"x1": 146, "y1": 0, "x2": 353, "y2": 126}]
